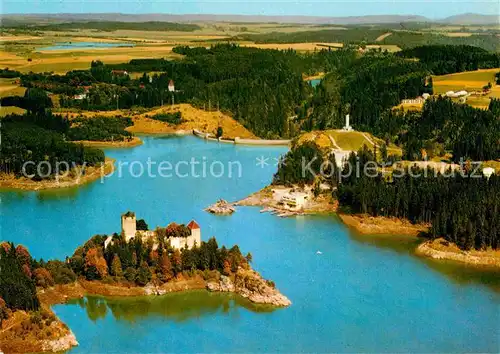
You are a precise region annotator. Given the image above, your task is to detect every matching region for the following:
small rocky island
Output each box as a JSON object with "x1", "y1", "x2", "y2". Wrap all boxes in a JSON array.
[
  {"x1": 0, "y1": 212, "x2": 290, "y2": 353},
  {"x1": 205, "y1": 199, "x2": 236, "y2": 215}
]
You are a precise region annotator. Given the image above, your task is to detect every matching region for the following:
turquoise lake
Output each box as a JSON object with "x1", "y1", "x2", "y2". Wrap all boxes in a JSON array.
[
  {"x1": 309, "y1": 79, "x2": 321, "y2": 87},
  {"x1": 39, "y1": 42, "x2": 135, "y2": 51},
  {"x1": 1, "y1": 135, "x2": 499, "y2": 352}
]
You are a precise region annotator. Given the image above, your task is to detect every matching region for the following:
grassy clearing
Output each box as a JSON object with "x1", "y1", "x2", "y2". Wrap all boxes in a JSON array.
[
  {"x1": 432, "y1": 68, "x2": 499, "y2": 94},
  {"x1": 432, "y1": 68, "x2": 500, "y2": 109},
  {"x1": 393, "y1": 102, "x2": 423, "y2": 111},
  {"x1": 55, "y1": 103, "x2": 257, "y2": 139},
  {"x1": 0, "y1": 78, "x2": 25, "y2": 98},
  {"x1": 11, "y1": 47, "x2": 182, "y2": 74},
  {"x1": 298, "y1": 130, "x2": 402, "y2": 155},
  {"x1": 0, "y1": 106, "x2": 26, "y2": 117}
]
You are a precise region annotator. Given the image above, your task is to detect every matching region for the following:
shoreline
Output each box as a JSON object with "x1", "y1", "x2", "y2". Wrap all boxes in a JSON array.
[
  {"x1": 235, "y1": 186, "x2": 338, "y2": 215},
  {"x1": 1, "y1": 269, "x2": 290, "y2": 354},
  {"x1": 237, "y1": 185, "x2": 500, "y2": 268},
  {"x1": 0, "y1": 158, "x2": 114, "y2": 191},
  {"x1": 337, "y1": 213, "x2": 429, "y2": 236},
  {"x1": 416, "y1": 238, "x2": 500, "y2": 268},
  {"x1": 71, "y1": 136, "x2": 143, "y2": 148},
  {"x1": 38, "y1": 269, "x2": 291, "y2": 308}
]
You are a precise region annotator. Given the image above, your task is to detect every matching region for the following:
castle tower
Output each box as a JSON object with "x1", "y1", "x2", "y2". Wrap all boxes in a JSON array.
[
  {"x1": 121, "y1": 211, "x2": 137, "y2": 242},
  {"x1": 187, "y1": 220, "x2": 201, "y2": 249}
]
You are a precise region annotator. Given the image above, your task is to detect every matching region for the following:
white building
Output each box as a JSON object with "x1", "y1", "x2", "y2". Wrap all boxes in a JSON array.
[
  {"x1": 483, "y1": 167, "x2": 495, "y2": 179},
  {"x1": 105, "y1": 212, "x2": 201, "y2": 250},
  {"x1": 280, "y1": 192, "x2": 308, "y2": 211},
  {"x1": 73, "y1": 93, "x2": 87, "y2": 100}
]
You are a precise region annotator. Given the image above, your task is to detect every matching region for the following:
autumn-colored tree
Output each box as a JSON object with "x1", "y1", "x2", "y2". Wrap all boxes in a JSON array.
[
  {"x1": 0, "y1": 242, "x2": 11, "y2": 253},
  {"x1": 0, "y1": 297, "x2": 8, "y2": 325},
  {"x1": 157, "y1": 252, "x2": 173, "y2": 282},
  {"x1": 222, "y1": 260, "x2": 231, "y2": 276},
  {"x1": 149, "y1": 250, "x2": 159, "y2": 267},
  {"x1": 171, "y1": 249, "x2": 182, "y2": 275},
  {"x1": 34, "y1": 268, "x2": 55, "y2": 288},
  {"x1": 110, "y1": 254, "x2": 123, "y2": 277},
  {"x1": 84, "y1": 248, "x2": 108, "y2": 280},
  {"x1": 22, "y1": 263, "x2": 32, "y2": 278},
  {"x1": 15, "y1": 245, "x2": 31, "y2": 265}
]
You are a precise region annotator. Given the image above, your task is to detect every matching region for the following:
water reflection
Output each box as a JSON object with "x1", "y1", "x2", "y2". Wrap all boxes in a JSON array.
[
  {"x1": 71, "y1": 290, "x2": 277, "y2": 324},
  {"x1": 36, "y1": 187, "x2": 83, "y2": 201},
  {"x1": 345, "y1": 221, "x2": 500, "y2": 293}
]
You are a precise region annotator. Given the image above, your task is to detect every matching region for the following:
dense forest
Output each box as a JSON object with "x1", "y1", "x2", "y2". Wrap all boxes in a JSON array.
[
  {"x1": 9, "y1": 44, "x2": 500, "y2": 150},
  {"x1": 381, "y1": 32, "x2": 500, "y2": 52},
  {"x1": 400, "y1": 97, "x2": 500, "y2": 162},
  {"x1": 237, "y1": 28, "x2": 500, "y2": 51},
  {"x1": 67, "y1": 116, "x2": 133, "y2": 142},
  {"x1": 0, "y1": 120, "x2": 105, "y2": 178},
  {"x1": 77, "y1": 230, "x2": 251, "y2": 286},
  {"x1": 46, "y1": 45, "x2": 357, "y2": 138},
  {"x1": 238, "y1": 28, "x2": 387, "y2": 45},
  {"x1": 306, "y1": 53, "x2": 431, "y2": 132},
  {"x1": 399, "y1": 45, "x2": 500, "y2": 75},
  {"x1": 0, "y1": 89, "x2": 106, "y2": 178},
  {"x1": 272, "y1": 141, "x2": 499, "y2": 251},
  {"x1": 0, "y1": 243, "x2": 40, "y2": 314},
  {"x1": 337, "y1": 147, "x2": 499, "y2": 251},
  {"x1": 0, "y1": 231, "x2": 252, "y2": 319}
]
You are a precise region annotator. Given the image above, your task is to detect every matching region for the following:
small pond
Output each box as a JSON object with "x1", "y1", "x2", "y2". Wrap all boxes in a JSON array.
[{"x1": 39, "y1": 42, "x2": 135, "y2": 51}]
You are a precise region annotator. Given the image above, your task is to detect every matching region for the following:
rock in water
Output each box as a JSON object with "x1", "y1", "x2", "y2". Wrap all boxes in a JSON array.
[
  {"x1": 42, "y1": 332, "x2": 78, "y2": 352},
  {"x1": 207, "y1": 269, "x2": 291, "y2": 307},
  {"x1": 205, "y1": 199, "x2": 236, "y2": 215}
]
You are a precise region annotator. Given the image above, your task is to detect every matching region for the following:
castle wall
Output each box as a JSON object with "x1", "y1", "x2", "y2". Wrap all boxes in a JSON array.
[
  {"x1": 121, "y1": 215, "x2": 137, "y2": 242},
  {"x1": 188, "y1": 229, "x2": 201, "y2": 248}
]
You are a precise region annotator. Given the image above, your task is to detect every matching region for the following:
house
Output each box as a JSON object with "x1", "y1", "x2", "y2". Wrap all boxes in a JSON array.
[
  {"x1": 104, "y1": 212, "x2": 201, "y2": 250},
  {"x1": 402, "y1": 96, "x2": 425, "y2": 105},
  {"x1": 445, "y1": 90, "x2": 468, "y2": 98},
  {"x1": 280, "y1": 192, "x2": 308, "y2": 211},
  {"x1": 168, "y1": 80, "x2": 175, "y2": 92},
  {"x1": 73, "y1": 93, "x2": 87, "y2": 100},
  {"x1": 73, "y1": 86, "x2": 91, "y2": 100},
  {"x1": 112, "y1": 70, "x2": 128, "y2": 76}
]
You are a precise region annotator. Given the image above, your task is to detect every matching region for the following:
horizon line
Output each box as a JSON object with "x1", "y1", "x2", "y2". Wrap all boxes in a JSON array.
[{"x1": 1, "y1": 11, "x2": 497, "y2": 20}]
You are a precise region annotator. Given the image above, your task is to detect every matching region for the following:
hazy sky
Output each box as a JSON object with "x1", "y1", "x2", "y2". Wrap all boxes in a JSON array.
[{"x1": 2, "y1": 0, "x2": 499, "y2": 18}]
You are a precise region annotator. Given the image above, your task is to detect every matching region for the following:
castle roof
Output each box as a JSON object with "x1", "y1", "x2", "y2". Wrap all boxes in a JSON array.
[{"x1": 187, "y1": 220, "x2": 200, "y2": 230}]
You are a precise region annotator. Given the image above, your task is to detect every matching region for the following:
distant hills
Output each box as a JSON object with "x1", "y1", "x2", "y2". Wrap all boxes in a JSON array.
[
  {"x1": 2, "y1": 13, "x2": 499, "y2": 25},
  {"x1": 440, "y1": 13, "x2": 499, "y2": 25}
]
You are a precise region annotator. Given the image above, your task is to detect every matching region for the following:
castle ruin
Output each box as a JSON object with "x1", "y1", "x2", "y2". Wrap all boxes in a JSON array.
[{"x1": 105, "y1": 212, "x2": 201, "y2": 250}]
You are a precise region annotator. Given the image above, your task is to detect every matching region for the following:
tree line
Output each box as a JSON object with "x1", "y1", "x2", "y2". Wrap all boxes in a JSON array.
[
  {"x1": 337, "y1": 146, "x2": 499, "y2": 251},
  {"x1": 0, "y1": 230, "x2": 253, "y2": 319},
  {"x1": 47, "y1": 45, "x2": 357, "y2": 138},
  {"x1": 398, "y1": 45, "x2": 500, "y2": 75},
  {"x1": 67, "y1": 116, "x2": 133, "y2": 142},
  {"x1": 396, "y1": 97, "x2": 500, "y2": 162},
  {"x1": 306, "y1": 52, "x2": 431, "y2": 132},
  {"x1": 2, "y1": 21, "x2": 201, "y2": 32},
  {"x1": 0, "y1": 89, "x2": 107, "y2": 179}
]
